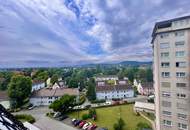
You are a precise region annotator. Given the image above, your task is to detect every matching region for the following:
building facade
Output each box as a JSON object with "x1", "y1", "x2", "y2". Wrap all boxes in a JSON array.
[
  {"x1": 32, "y1": 81, "x2": 45, "y2": 92},
  {"x1": 152, "y1": 16, "x2": 190, "y2": 130},
  {"x1": 30, "y1": 88, "x2": 78, "y2": 106},
  {"x1": 137, "y1": 82, "x2": 154, "y2": 96}
]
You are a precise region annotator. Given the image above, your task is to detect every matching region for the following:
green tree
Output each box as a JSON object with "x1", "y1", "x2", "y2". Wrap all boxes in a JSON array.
[
  {"x1": 146, "y1": 68, "x2": 153, "y2": 82},
  {"x1": 49, "y1": 94, "x2": 76, "y2": 114},
  {"x1": 136, "y1": 122, "x2": 151, "y2": 130},
  {"x1": 50, "y1": 74, "x2": 59, "y2": 84},
  {"x1": 113, "y1": 118, "x2": 125, "y2": 130},
  {"x1": 86, "y1": 78, "x2": 96, "y2": 101},
  {"x1": 0, "y1": 71, "x2": 14, "y2": 90},
  {"x1": 8, "y1": 75, "x2": 32, "y2": 108},
  {"x1": 32, "y1": 70, "x2": 48, "y2": 82}
]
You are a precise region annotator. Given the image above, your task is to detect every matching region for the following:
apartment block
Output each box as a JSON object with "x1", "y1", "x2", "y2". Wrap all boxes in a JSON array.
[{"x1": 152, "y1": 16, "x2": 190, "y2": 130}]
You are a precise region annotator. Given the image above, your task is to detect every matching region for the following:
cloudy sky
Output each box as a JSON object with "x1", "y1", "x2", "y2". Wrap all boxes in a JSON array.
[{"x1": 0, "y1": 0, "x2": 190, "y2": 67}]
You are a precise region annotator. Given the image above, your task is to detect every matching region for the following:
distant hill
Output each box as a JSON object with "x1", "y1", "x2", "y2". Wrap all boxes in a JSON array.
[{"x1": 118, "y1": 61, "x2": 152, "y2": 66}]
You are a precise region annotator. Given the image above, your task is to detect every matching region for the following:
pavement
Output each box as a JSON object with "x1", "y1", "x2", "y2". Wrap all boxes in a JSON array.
[{"x1": 34, "y1": 116, "x2": 77, "y2": 130}]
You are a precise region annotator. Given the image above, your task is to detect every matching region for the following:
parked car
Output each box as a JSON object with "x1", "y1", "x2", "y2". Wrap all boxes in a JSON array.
[
  {"x1": 88, "y1": 124, "x2": 97, "y2": 130},
  {"x1": 72, "y1": 119, "x2": 78, "y2": 125},
  {"x1": 83, "y1": 122, "x2": 92, "y2": 130},
  {"x1": 57, "y1": 115, "x2": 68, "y2": 121},
  {"x1": 28, "y1": 105, "x2": 36, "y2": 110},
  {"x1": 53, "y1": 112, "x2": 61, "y2": 118},
  {"x1": 74, "y1": 120, "x2": 81, "y2": 126},
  {"x1": 72, "y1": 118, "x2": 76, "y2": 122},
  {"x1": 79, "y1": 121, "x2": 86, "y2": 128}
]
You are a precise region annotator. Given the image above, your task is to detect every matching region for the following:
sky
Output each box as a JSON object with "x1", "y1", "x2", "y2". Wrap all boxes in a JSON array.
[{"x1": 0, "y1": 0, "x2": 190, "y2": 68}]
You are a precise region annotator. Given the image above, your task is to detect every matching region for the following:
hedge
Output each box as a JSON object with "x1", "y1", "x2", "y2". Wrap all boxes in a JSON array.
[{"x1": 14, "y1": 114, "x2": 35, "y2": 123}]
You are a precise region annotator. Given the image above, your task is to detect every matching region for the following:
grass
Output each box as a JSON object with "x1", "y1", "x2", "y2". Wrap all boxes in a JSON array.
[
  {"x1": 142, "y1": 112, "x2": 155, "y2": 121},
  {"x1": 69, "y1": 104, "x2": 151, "y2": 130}
]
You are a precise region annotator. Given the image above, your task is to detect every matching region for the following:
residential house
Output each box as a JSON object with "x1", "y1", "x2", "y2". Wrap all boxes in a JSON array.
[
  {"x1": 30, "y1": 87, "x2": 78, "y2": 106},
  {"x1": 32, "y1": 80, "x2": 45, "y2": 92},
  {"x1": 95, "y1": 75, "x2": 119, "y2": 82},
  {"x1": 96, "y1": 77, "x2": 134, "y2": 100},
  {"x1": 137, "y1": 82, "x2": 154, "y2": 96},
  {"x1": 0, "y1": 91, "x2": 10, "y2": 109}
]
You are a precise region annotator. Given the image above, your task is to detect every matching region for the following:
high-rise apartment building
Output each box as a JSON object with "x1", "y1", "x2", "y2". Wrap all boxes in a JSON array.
[{"x1": 152, "y1": 16, "x2": 190, "y2": 130}]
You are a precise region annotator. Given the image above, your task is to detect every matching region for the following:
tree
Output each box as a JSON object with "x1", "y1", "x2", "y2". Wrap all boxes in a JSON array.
[
  {"x1": 8, "y1": 75, "x2": 32, "y2": 108},
  {"x1": 50, "y1": 74, "x2": 58, "y2": 84},
  {"x1": 0, "y1": 71, "x2": 14, "y2": 90},
  {"x1": 32, "y1": 70, "x2": 48, "y2": 82},
  {"x1": 146, "y1": 68, "x2": 153, "y2": 82},
  {"x1": 86, "y1": 78, "x2": 96, "y2": 101},
  {"x1": 113, "y1": 118, "x2": 125, "y2": 130},
  {"x1": 136, "y1": 122, "x2": 151, "y2": 130},
  {"x1": 49, "y1": 94, "x2": 76, "y2": 114}
]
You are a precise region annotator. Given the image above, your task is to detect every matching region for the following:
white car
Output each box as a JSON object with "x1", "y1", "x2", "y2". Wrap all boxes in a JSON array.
[
  {"x1": 28, "y1": 105, "x2": 36, "y2": 110},
  {"x1": 53, "y1": 112, "x2": 61, "y2": 118},
  {"x1": 83, "y1": 122, "x2": 92, "y2": 130}
]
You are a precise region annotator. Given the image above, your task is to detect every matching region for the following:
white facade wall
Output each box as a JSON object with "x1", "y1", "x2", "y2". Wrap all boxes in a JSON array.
[
  {"x1": 32, "y1": 83, "x2": 45, "y2": 92},
  {"x1": 30, "y1": 96, "x2": 59, "y2": 106},
  {"x1": 96, "y1": 89, "x2": 134, "y2": 100}
]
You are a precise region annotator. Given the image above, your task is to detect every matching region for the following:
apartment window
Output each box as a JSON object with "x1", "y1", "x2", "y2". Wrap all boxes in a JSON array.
[
  {"x1": 176, "y1": 72, "x2": 186, "y2": 78},
  {"x1": 175, "y1": 31, "x2": 184, "y2": 37},
  {"x1": 176, "y1": 62, "x2": 186, "y2": 68},
  {"x1": 177, "y1": 103, "x2": 187, "y2": 110},
  {"x1": 176, "y1": 83, "x2": 186, "y2": 88},
  {"x1": 177, "y1": 113, "x2": 187, "y2": 120},
  {"x1": 175, "y1": 41, "x2": 185, "y2": 47},
  {"x1": 162, "y1": 91, "x2": 171, "y2": 98},
  {"x1": 162, "y1": 72, "x2": 170, "y2": 78},
  {"x1": 176, "y1": 51, "x2": 185, "y2": 57},
  {"x1": 162, "y1": 101, "x2": 171, "y2": 107},
  {"x1": 48, "y1": 97, "x2": 52, "y2": 99},
  {"x1": 162, "y1": 111, "x2": 172, "y2": 116},
  {"x1": 161, "y1": 82, "x2": 171, "y2": 88},
  {"x1": 163, "y1": 120, "x2": 172, "y2": 126},
  {"x1": 160, "y1": 42, "x2": 169, "y2": 49},
  {"x1": 160, "y1": 33, "x2": 169, "y2": 38},
  {"x1": 161, "y1": 52, "x2": 169, "y2": 58},
  {"x1": 177, "y1": 93, "x2": 187, "y2": 99},
  {"x1": 178, "y1": 123, "x2": 188, "y2": 130},
  {"x1": 161, "y1": 62, "x2": 170, "y2": 68}
]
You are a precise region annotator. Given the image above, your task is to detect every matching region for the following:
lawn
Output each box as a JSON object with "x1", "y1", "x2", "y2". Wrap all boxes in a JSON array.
[{"x1": 69, "y1": 104, "x2": 151, "y2": 130}]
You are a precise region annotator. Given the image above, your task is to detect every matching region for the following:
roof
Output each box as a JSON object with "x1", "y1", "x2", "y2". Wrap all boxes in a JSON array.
[
  {"x1": 0, "y1": 91, "x2": 9, "y2": 101},
  {"x1": 96, "y1": 84, "x2": 133, "y2": 92},
  {"x1": 141, "y1": 82, "x2": 153, "y2": 89},
  {"x1": 151, "y1": 15, "x2": 190, "y2": 43},
  {"x1": 23, "y1": 122, "x2": 40, "y2": 130},
  {"x1": 32, "y1": 80, "x2": 44, "y2": 85},
  {"x1": 31, "y1": 88, "x2": 78, "y2": 98},
  {"x1": 134, "y1": 101, "x2": 155, "y2": 111}
]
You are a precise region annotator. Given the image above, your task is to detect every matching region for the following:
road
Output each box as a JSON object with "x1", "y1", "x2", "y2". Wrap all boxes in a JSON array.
[{"x1": 13, "y1": 107, "x2": 77, "y2": 130}]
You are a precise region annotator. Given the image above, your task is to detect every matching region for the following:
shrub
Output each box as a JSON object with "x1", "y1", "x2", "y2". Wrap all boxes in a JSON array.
[
  {"x1": 15, "y1": 114, "x2": 35, "y2": 123},
  {"x1": 91, "y1": 99, "x2": 106, "y2": 104},
  {"x1": 136, "y1": 122, "x2": 151, "y2": 130},
  {"x1": 89, "y1": 108, "x2": 97, "y2": 120},
  {"x1": 113, "y1": 118, "x2": 125, "y2": 130},
  {"x1": 82, "y1": 113, "x2": 89, "y2": 120}
]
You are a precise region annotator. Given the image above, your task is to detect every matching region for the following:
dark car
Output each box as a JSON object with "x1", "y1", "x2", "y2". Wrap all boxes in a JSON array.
[
  {"x1": 57, "y1": 115, "x2": 68, "y2": 121},
  {"x1": 74, "y1": 120, "x2": 81, "y2": 126}
]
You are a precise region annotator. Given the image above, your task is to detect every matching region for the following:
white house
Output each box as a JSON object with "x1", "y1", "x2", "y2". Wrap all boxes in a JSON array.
[
  {"x1": 30, "y1": 88, "x2": 78, "y2": 106},
  {"x1": 32, "y1": 81, "x2": 45, "y2": 92},
  {"x1": 137, "y1": 82, "x2": 154, "y2": 96},
  {"x1": 96, "y1": 79, "x2": 134, "y2": 100},
  {"x1": 95, "y1": 75, "x2": 119, "y2": 82},
  {"x1": 133, "y1": 79, "x2": 138, "y2": 87}
]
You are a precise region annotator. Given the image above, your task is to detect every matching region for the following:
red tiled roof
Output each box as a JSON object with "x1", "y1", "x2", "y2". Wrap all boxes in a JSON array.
[{"x1": 0, "y1": 91, "x2": 9, "y2": 101}]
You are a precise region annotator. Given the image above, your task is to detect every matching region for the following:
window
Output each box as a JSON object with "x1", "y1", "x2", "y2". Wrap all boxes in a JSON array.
[
  {"x1": 162, "y1": 111, "x2": 172, "y2": 116},
  {"x1": 162, "y1": 91, "x2": 171, "y2": 97},
  {"x1": 175, "y1": 41, "x2": 185, "y2": 47},
  {"x1": 177, "y1": 103, "x2": 188, "y2": 110},
  {"x1": 162, "y1": 101, "x2": 171, "y2": 107},
  {"x1": 176, "y1": 62, "x2": 186, "y2": 68},
  {"x1": 177, "y1": 93, "x2": 186, "y2": 99},
  {"x1": 160, "y1": 42, "x2": 169, "y2": 49},
  {"x1": 178, "y1": 123, "x2": 188, "y2": 130},
  {"x1": 48, "y1": 97, "x2": 52, "y2": 99},
  {"x1": 160, "y1": 33, "x2": 169, "y2": 38},
  {"x1": 161, "y1": 82, "x2": 170, "y2": 88},
  {"x1": 176, "y1": 83, "x2": 186, "y2": 88},
  {"x1": 161, "y1": 62, "x2": 170, "y2": 67},
  {"x1": 177, "y1": 113, "x2": 187, "y2": 120},
  {"x1": 162, "y1": 72, "x2": 170, "y2": 78},
  {"x1": 163, "y1": 120, "x2": 172, "y2": 126},
  {"x1": 176, "y1": 72, "x2": 186, "y2": 78},
  {"x1": 161, "y1": 52, "x2": 169, "y2": 58},
  {"x1": 175, "y1": 31, "x2": 184, "y2": 37},
  {"x1": 176, "y1": 51, "x2": 185, "y2": 57}
]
